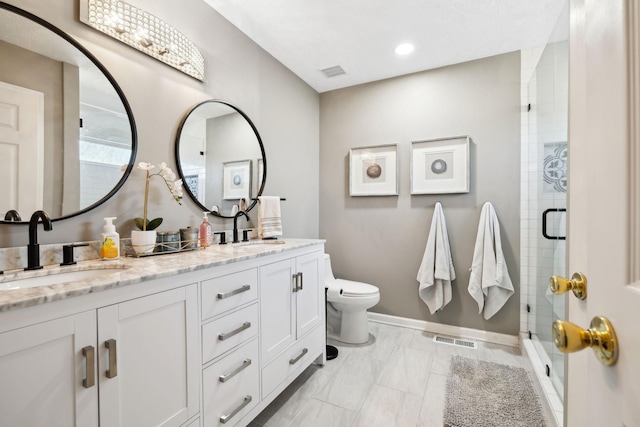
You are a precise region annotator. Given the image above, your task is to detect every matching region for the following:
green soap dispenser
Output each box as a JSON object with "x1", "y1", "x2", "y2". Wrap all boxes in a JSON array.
[{"x1": 100, "y1": 217, "x2": 120, "y2": 260}]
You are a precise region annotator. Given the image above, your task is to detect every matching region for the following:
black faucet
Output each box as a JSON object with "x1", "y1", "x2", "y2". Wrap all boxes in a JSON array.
[
  {"x1": 26, "y1": 210, "x2": 53, "y2": 271},
  {"x1": 232, "y1": 211, "x2": 249, "y2": 243},
  {"x1": 4, "y1": 210, "x2": 21, "y2": 221}
]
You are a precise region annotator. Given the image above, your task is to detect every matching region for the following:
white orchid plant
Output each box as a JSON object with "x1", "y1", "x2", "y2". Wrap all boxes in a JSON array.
[{"x1": 133, "y1": 162, "x2": 183, "y2": 231}]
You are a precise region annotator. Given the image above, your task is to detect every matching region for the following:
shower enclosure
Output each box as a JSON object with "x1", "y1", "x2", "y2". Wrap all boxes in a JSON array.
[{"x1": 521, "y1": 2, "x2": 568, "y2": 425}]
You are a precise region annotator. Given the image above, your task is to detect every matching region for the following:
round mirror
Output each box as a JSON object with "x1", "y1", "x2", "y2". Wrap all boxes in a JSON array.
[
  {"x1": 0, "y1": 4, "x2": 137, "y2": 224},
  {"x1": 175, "y1": 100, "x2": 266, "y2": 218}
]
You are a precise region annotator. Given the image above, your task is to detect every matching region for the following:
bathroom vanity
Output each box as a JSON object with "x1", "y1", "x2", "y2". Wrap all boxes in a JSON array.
[{"x1": 0, "y1": 239, "x2": 325, "y2": 427}]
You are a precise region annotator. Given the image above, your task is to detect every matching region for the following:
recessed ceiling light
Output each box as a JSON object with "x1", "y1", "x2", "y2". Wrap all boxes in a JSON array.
[{"x1": 395, "y1": 43, "x2": 415, "y2": 55}]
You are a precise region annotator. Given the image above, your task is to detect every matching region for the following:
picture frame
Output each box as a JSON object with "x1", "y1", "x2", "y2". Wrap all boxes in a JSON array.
[
  {"x1": 410, "y1": 136, "x2": 470, "y2": 194},
  {"x1": 184, "y1": 175, "x2": 199, "y2": 199},
  {"x1": 349, "y1": 144, "x2": 398, "y2": 196},
  {"x1": 223, "y1": 159, "x2": 252, "y2": 200}
]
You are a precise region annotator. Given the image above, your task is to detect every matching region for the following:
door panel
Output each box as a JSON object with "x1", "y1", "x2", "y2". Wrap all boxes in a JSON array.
[
  {"x1": 567, "y1": 0, "x2": 640, "y2": 425},
  {"x1": 0, "y1": 81, "x2": 44, "y2": 214},
  {"x1": 295, "y1": 251, "x2": 323, "y2": 338},
  {"x1": 0, "y1": 311, "x2": 98, "y2": 427}
]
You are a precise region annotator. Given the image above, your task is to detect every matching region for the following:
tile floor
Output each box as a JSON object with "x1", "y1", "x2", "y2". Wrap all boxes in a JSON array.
[{"x1": 248, "y1": 321, "x2": 556, "y2": 427}]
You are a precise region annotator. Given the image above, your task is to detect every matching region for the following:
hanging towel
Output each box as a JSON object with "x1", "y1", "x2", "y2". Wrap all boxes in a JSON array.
[
  {"x1": 417, "y1": 202, "x2": 456, "y2": 314},
  {"x1": 468, "y1": 202, "x2": 514, "y2": 319},
  {"x1": 258, "y1": 196, "x2": 283, "y2": 239}
]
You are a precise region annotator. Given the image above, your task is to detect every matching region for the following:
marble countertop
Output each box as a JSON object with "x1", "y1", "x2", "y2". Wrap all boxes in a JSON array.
[{"x1": 0, "y1": 239, "x2": 324, "y2": 312}]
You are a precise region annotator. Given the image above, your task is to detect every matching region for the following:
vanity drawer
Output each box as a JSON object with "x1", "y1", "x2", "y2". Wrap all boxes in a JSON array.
[
  {"x1": 203, "y1": 339, "x2": 259, "y2": 427},
  {"x1": 202, "y1": 303, "x2": 259, "y2": 364},
  {"x1": 261, "y1": 325, "x2": 323, "y2": 399},
  {"x1": 201, "y1": 268, "x2": 258, "y2": 320}
]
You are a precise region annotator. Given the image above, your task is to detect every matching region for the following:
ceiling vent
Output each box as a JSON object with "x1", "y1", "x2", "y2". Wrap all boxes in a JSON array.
[{"x1": 320, "y1": 65, "x2": 346, "y2": 78}]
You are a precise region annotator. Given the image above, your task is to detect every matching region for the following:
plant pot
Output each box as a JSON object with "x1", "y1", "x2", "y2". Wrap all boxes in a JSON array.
[{"x1": 131, "y1": 230, "x2": 157, "y2": 254}]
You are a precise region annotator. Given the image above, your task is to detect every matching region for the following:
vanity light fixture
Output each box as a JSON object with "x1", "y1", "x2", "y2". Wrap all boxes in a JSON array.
[
  {"x1": 79, "y1": 0, "x2": 205, "y2": 81},
  {"x1": 395, "y1": 43, "x2": 415, "y2": 56}
]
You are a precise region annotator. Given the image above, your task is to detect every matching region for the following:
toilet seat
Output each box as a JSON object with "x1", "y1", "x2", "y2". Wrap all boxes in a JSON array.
[{"x1": 331, "y1": 279, "x2": 379, "y2": 297}]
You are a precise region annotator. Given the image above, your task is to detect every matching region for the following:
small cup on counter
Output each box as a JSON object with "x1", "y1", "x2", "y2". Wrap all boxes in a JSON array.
[
  {"x1": 156, "y1": 231, "x2": 180, "y2": 252},
  {"x1": 180, "y1": 227, "x2": 199, "y2": 249}
]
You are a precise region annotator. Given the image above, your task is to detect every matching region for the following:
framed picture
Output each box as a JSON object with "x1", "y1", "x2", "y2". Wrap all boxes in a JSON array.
[
  {"x1": 184, "y1": 175, "x2": 199, "y2": 198},
  {"x1": 411, "y1": 136, "x2": 470, "y2": 194},
  {"x1": 349, "y1": 144, "x2": 398, "y2": 196},
  {"x1": 223, "y1": 159, "x2": 252, "y2": 200}
]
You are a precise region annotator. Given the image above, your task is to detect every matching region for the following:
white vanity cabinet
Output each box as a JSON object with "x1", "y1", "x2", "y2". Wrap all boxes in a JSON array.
[
  {"x1": 0, "y1": 284, "x2": 199, "y2": 427},
  {"x1": 259, "y1": 250, "x2": 324, "y2": 399},
  {"x1": 0, "y1": 239, "x2": 325, "y2": 427}
]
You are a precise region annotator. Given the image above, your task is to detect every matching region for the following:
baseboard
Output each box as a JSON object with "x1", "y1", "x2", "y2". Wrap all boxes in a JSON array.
[{"x1": 367, "y1": 312, "x2": 520, "y2": 347}]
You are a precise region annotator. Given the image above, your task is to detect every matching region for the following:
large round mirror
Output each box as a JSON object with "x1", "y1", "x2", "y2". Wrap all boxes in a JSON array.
[
  {"x1": 0, "y1": 3, "x2": 136, "y2": 224},
  {"x1": 175, "y1": 100, "x2": 266, "y2": 218}
]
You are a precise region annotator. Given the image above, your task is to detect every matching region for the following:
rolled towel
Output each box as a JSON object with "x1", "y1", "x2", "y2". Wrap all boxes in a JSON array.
[{"x1": 258, "y1": 196, "x2": 283, "y2": 239}]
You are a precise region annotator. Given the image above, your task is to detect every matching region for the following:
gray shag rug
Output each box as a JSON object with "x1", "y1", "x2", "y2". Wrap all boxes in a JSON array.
[{"x1": 444, "y1": 355, "x2": 548, "y2": 427}]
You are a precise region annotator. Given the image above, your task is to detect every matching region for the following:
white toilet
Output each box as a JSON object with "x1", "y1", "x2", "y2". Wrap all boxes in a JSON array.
[{"x1": 324, "y1": 254, "x2": 380, "y2": 344}]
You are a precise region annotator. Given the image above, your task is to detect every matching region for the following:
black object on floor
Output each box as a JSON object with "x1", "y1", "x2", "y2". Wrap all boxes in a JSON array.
[
  {"x1": 325, "y1": 286, "x2": 339, "y2": 360},
  {"x1": 326, "y1": 344, "x2": 338, "y2": 360}
]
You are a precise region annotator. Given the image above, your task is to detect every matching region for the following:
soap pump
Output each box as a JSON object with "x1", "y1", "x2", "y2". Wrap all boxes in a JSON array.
[
  {"x1": 100, "y1": 217, "x2": 120, "y2": 260},
  {"x1": 199, "y1": 212, "x2": 212, "y2": 247}
]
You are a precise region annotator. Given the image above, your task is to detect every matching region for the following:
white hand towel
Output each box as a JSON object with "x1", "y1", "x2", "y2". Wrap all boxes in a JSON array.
[
  {"x1": 417, "y1": 202, "x2": 456, "y2": 314},
  {"x1": 468, "y1": 202, "x2": 514, "y2": 319},
  {"x1": 258, "y1": 196, "x2": 283, "y2": 239}
]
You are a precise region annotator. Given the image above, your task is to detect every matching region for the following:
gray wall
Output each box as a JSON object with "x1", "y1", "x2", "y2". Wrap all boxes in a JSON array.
[
  {"x1": 0, "y1": 0, "x2": 319, "y2": 247},
  {"x1": 319, "y1": 52, "x2": 521, "y2": 335}
]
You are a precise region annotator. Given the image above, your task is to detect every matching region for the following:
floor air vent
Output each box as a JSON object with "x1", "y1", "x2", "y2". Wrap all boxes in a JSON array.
[{"x1": 433, "y1": 335, "x2": 477, "y2": 349}]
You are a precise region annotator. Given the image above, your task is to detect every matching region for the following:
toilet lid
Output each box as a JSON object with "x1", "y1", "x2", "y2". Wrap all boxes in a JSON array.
[{"x1": 333, "y1": 279, "x2": 379, "y2": 297}]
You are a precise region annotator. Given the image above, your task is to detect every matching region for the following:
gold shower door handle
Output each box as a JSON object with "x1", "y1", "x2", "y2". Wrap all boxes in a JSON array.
[
  {"x1": 552, "y1": 316, "x2": 618, "y2": 366},
  {"x1": 549, "y1": 272, "x2": 587, "y2": 299}
]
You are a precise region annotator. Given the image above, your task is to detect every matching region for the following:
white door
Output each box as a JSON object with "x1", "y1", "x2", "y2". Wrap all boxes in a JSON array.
[
  {"x1": 0, "y1": 310, "x2": 98, "y2": 427},
  {"x1": 566, "y1": 0, "x2": 640, "y2": 425},
  {"x1": 0, "y1": 81, "x2": 44, "y2": 215},
  {"x1": 260, "y1": 258, "x2": 296, "y2": 362},
  {"x1": 98, "y1": 286, "x2": 199, "y2": 427},
  {"x1": 295, "y1": 251, "x2": 323, "y2": 338}
]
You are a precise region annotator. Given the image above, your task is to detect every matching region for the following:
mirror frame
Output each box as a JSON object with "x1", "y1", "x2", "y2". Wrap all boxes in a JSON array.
[
  {"x1": 0, "y1": 2, "x2": 137, "y2": 224},
  {"x1": 175, "y1": 99, "x2": 267, "y2": 219}
]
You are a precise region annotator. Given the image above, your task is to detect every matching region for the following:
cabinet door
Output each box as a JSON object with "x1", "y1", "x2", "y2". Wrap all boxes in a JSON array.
[
  {"x1": 295, "y1": 251, "x2": 323, "y2": 338},
  {"x1": 0, "y1": 310, "x2": 98, "y2": 427},
  {"x1": 260, "y1": 258, "x2": 296, "y2": 362},
  {"x1": 98, "y1": 285, "x2": 199, "y2": 427}
]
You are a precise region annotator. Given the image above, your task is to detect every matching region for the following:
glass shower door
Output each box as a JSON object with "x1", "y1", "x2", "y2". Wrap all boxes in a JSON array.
[{"x1": 525, "y1": 7, "x2": 568, "y2": 402}]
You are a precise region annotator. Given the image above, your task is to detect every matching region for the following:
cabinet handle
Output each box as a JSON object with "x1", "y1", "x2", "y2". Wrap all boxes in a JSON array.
[
  {"x1": 218, "y1": 322, "x2": 251, "y2": 341},
  {"x1": 105, "y1": 339, "x2": 117, "y2": 378},
  {"x1": 292, "y1": 273, "x2": 298, "y2": 293},
  {"x1": 82, "y1": 346, "x2": 95, "y2": 388},
  {"x1": 219, "y1": 359, "x2": 252, "y2": 383},
  {"x1": 220, "y1": 395, "x2": 252, "y2": 424},
  {"x1": 298, "y1": 272, "x2": 303, "y2": 291},
  {"x1": 217, "y1": 284, "x2": 251, "y2": 299},
  {"x1": 289, "y1": 347, "x2": 308, "y2": 365}
]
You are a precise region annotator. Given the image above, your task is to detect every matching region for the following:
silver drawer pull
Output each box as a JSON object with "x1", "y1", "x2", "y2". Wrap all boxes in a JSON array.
[
  {"x1": 217, "y1": 284, "x2": 251, "y2": 300},
  {"x1": 289, "y1": 347, "x2": 308, "y2": 365},
  {"x1": 219, "y1": 359, "x2": 252, "y2": 383},
  {"x1": 220, "y1": 395, "x2": 252, "y2": 424},
  {"x1": 219, "y1": 322, "x2": 251, "y2": 341}
]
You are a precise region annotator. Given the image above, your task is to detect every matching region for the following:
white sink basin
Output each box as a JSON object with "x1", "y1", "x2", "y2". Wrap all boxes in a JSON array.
[{"x1": 0, "y1": 265, "x2": 129, "y2": 291}]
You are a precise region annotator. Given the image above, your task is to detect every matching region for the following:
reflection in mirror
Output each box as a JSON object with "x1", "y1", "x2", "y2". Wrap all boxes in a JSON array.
[
  {"x1": 175, "y1": 100, "x2": 266, "y2": 218},
  {"x1": 0, "y1": 3, "x2": 136, "y2": 223}
]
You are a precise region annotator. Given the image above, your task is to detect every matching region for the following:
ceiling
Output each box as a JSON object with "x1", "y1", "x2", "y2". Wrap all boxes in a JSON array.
[{"x1": 203, "y1": 0, "x2": 567, "y2": 93}]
